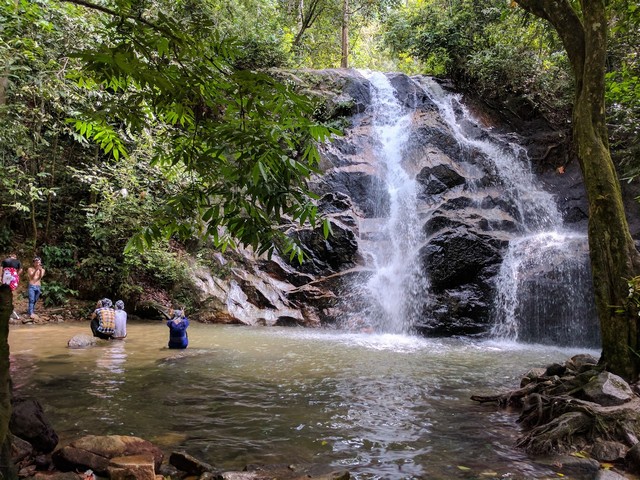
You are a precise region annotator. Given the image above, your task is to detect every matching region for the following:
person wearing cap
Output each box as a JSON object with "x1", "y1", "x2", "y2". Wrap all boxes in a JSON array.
[
  {"x1": 27, "y1": 256, "x2": 45, "y2": 318},
  {"x1": 113, "y1": 300, "x2": 127, "y2": 339},
  {"x1": 167, "y1": 307, "x2": 189, "y2": 349},
  {"x1": 90, "y1": 298, "x2": 115, "y2": 339}
]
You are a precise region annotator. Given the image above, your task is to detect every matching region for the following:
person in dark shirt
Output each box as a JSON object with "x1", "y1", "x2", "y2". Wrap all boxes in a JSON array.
[
  {"x1": 2, "y1": 253, "x2": 22, "y2": 319},
  {"x1": 2, "y1": 253, "x2": 22, "y2": 290},
  {"x1": 167, "y1": 308, "x2": 189, "y2": 349}
]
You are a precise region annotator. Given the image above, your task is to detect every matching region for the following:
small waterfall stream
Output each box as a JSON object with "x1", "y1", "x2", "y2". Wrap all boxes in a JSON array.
[{"x1": 355, "y1": 71, "x2": 428, "y2": 334}]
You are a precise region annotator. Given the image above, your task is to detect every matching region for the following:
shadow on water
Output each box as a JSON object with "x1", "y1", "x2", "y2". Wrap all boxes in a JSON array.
[{"x1": 9, "y1": 322, "x2": 598, "y2": 479}]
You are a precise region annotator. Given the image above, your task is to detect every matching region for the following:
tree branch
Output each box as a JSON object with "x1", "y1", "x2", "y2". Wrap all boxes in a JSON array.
[
  {"x1": 59, "y1": 0, "x2": 179, "y2": 40},
  {"x1": 515, "y1": 0, "x2": 585, "y2": 83}
]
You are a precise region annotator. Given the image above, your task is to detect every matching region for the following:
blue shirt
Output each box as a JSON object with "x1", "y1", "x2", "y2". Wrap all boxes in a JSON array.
[{"x1": 167, "y1": 317, "x2": 189, "y2": 349}]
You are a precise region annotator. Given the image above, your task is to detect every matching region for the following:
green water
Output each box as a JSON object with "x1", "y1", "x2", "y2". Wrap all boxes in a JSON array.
[{"x1": 8, "y1": 321, "x2": 597, "y2": 479}]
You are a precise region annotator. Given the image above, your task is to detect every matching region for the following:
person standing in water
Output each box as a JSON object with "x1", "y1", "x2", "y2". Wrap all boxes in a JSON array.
[
  {"x1": 27, "y1": 256, "x2": 45, "y2": 318},
  {"x1": 113, "y1": 300, "x2": 127, "y2": 339},
  {"x1": 167, "y1": 308, "x2": 189, "y2": 349}
]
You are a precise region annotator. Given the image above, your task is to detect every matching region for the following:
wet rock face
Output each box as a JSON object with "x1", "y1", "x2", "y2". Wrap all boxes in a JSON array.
[
  {"x1": 420, "y1": 229, "x2": 501, "y2": 290},
  {"x1": 187, "y1": 70, "x2": 594, "y2": 336}
]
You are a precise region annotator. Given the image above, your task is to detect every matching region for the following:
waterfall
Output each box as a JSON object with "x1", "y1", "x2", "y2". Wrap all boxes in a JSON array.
[
  {"x1": 338, "y1": 72, "x2": 598, "y2": 346},
  {"x1": 351, "y1": 71, "x2": 428, "y2": 334},
  {"x1": 416, "y1": 77, "x2": 599, "y2": 347}
]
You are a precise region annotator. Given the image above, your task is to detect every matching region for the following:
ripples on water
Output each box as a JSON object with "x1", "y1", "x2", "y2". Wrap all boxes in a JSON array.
[{"x1": 9, "y1": 322, "x2": 598, "y2": 479}]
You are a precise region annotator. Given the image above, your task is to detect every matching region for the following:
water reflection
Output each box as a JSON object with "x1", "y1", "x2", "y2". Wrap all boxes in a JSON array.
[
  {"x1": 8, "y1": 323, "x2": 598, "y2": 479},
  {"x1": 87, "y1": 341, "x2": 127, "y2": 423}
]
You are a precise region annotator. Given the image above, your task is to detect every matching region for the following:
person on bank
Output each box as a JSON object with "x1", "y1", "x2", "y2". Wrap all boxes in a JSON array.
[
  {"x1": 113, "y1": 300, "x2": 127, "y2": 339},
  {"x1": 90, "y1": 298, "x2": 115, "y2": 340},
  {"x1": 2, "y1": 253, "x2": 22, "y2": 319},
  {"x1": 27, "y1": 256, "x2": 45, "y2": 318},
  {"x1": 167, "y1": 308, "x2": 189, "y2": 349}
]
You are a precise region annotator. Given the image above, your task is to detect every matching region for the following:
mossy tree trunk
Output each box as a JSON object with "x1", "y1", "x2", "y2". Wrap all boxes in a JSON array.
[
  {"x1": 515, "y1": 0, "x2": 640, "y2": 381},
  {"x1": 0, "y1": 285, "x2": 16, "y2": 478}
]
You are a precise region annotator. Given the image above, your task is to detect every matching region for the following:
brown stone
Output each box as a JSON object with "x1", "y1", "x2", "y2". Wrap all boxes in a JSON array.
[
  {"x1": 108, "y1": 453, "x2": 156, "y2": 480},
  {"x1": 10, "y1": 433, "x2": 33, "y2": 463},
  {"x1": 590, "y1": 440, "x2": 628, "y2": 462},
  {"x1": 169, "y1": 450, "x2": 215, "y2": 475},
  {"x1": 52, "y1": 435, "x2": 163, "y2": 475},
  {"x1": 52, "y1": 444, "x2": 110, "y2": 474}
]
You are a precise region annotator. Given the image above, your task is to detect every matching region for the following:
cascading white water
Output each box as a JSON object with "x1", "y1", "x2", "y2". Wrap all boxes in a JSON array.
[
  {"x1": 417, "y1": 77, "x2": 599, "y2": 347},
  {"x1": 354, "y1": 71, "x2": 428, "y2": 334},
  {"x1": 491, "y1": 231, "x2": 597, "y2": 345},
  {"x1": 418, "y1": 78, "x2": 562, "y2": 232}
]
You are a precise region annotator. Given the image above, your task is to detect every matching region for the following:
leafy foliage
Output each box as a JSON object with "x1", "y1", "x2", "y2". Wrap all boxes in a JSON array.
[
  {"x1": 41, "y1": 281, "x2": 79, "y2": 307},
  {"x1": 383, "y1": 0, "x2": 573, "y2": 124},
  {"x1": 606, "y1": 0, "x2": 640, "y2": 180},
  {"x1": 65, "y1": 0, "x2": 336, "y2": 260}
]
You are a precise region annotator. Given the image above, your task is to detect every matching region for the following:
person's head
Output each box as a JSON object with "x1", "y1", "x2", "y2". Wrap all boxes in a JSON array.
[
  {"x1": 33, "y1": 257, "x2": 41, "y2": 266},
  {"x1": 172, "y1": 309, "x2": 184, "y2": 319},
  {"x1": 101, "y1": 298, "x2": 113, "y2": 308},
  {"x1": 115, "y1": 300, "x2": 125, "y2": 310}
]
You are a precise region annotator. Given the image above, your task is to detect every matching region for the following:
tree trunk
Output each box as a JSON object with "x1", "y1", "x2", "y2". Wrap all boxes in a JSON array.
[
  {"x1": 340, "y1": 0, "x2": 349, "y2": 68},
  {"x1": 45, "y1": 134, "x2": 59, "y2": 243},
  {"x1": 515, "y1": 0, "x2": 640, "y2": 381},
  {"x1": 0, "y1": 285, "x2": 16, "y2": 479}
]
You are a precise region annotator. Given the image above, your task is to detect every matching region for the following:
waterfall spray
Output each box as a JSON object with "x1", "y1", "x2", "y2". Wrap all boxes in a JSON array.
[{"x1": 353, "y1": 71, "x2": 428, "y2": 334}]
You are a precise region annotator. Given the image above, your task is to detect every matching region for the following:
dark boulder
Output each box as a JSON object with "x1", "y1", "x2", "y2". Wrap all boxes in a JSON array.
[
  {"x1": 287, "y1": 219, "x2": 358, "y2": 276},
  {"x1": 316, "y1": 170, "x2": 389, "y2": 218},
  {"x1": 10, "y1": 397, "x2": 59, "y2": 453},
  {"x1": 416, "y1": 284, "x2": 493, "y2": 336},
  {"x1": 416, "y1": 163, "x2": 466, "y2": 196},
  {"x1": 419, "y1": 229, "x2": 501, "y2": 291}
]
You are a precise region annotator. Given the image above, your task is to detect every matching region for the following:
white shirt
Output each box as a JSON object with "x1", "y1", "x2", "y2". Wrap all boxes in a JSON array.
[{"x1": 114, "y1": 310, "x2": 127, "y2": 338}]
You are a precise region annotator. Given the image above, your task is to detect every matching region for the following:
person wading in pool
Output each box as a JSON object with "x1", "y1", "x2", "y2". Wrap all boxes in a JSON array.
[{"x1": 167, "y1": 308, "x2": 189, "y2": 349}]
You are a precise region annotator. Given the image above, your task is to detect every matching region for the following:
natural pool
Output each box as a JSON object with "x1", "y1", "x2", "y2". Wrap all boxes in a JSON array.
[{"x1": 8, "y1": 321, "x2": 598, "y2": 479}]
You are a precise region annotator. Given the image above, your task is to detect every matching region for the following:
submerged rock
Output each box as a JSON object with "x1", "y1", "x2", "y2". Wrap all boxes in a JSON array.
[
  {"x1": 169, "y1": 450, "x2": 215, "y2": 475},
  {"x1": 67, "y1": 334, "x2": 97, "y2": 349}
]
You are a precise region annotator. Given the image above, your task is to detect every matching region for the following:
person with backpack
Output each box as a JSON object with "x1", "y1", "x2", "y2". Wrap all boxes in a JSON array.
[{"x1": 2, "y1": 253, "x2": 22, "y2": 319}]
